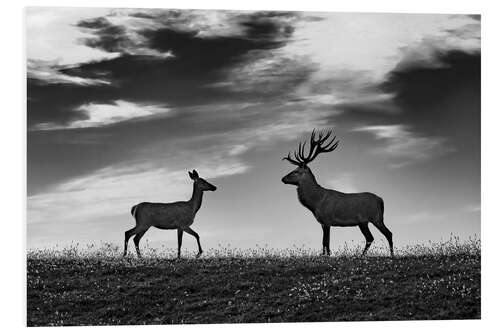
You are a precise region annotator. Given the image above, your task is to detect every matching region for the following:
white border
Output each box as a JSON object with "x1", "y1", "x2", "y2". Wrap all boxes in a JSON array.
[{"x1": 3, "y1": 0, "x2": 498, "y2": 332}]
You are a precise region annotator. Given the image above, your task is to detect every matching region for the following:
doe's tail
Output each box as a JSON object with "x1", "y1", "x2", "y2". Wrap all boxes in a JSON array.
[
  {"x1": 131, "y1": 205, "x2": 138, "y2": 218},
  {"x1": 374, "y1": 196, "x2": 385, "y2": 225}
]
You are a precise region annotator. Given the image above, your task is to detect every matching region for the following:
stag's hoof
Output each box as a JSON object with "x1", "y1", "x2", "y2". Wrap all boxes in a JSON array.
[
  {"x1": 196, "y1": 251, "x2": 203, "y2": 258},
  {"x1": 358, "y1": 251, "x2": 369, "y2": 258}
]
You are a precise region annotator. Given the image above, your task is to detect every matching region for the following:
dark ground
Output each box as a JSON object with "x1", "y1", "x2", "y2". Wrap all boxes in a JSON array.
[{"x1": 27, "y1": 241, "x2": 480, "y2": 326}]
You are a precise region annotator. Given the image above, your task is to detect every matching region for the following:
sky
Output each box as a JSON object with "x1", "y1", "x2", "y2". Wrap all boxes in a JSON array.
[{"x1": 26, "y1": 7, "x2": 480, "y2": 252}]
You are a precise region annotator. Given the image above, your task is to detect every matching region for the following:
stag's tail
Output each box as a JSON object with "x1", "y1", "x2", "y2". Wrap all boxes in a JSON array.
[{"x1": 131, "y1": 205, "x2": 138, "y2": 218}]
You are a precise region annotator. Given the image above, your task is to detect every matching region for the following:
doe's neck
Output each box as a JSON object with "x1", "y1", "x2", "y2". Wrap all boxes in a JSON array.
[{"x1": 189, "y1": 183, "x2": 204, "y2": 213}]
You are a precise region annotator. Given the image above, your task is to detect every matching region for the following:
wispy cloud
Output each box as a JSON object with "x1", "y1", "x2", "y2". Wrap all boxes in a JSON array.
[
  {"x1": 74, "y1": 9, "x2": 300, "y2": 61},
  {"x1": 76, "y1": 15, "x2": 176, "y2": 58},
  {"x1": 326, "y1": 173, "x2": 359, "y2": 193},
  {"x1": 352, "y1": 124, "x2": 453, "y2": 168},
  {"x1": 31, "y1": 100, "x2": 171, "y2": 130},
  {"x1": 210, "y1": 50, "x2": 315, "y2": 96},
  {"x1": 403, "y1": 211, "x2": 448, "y2": 225},
  {"x1": 28, "y1": 160, "x2": 249, "y2": 227},
  {"x1": 156, "y1": 100, "x2": 336, "y2": 158},
  {"x1": 464, "y1": 203, "x2": 481, "y2": 214},
  {"x1": 27, "y1": 60, "x2": 111, "y2": 86}
]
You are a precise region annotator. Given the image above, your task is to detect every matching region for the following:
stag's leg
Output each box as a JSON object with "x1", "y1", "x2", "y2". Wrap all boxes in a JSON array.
[
  {"x1": 326, "y1": 225, "x2": 331, "y2": 256},
  {"x1": 133, "y1": 230, "x2": 147, "y2": 258},
  {"x1": 123, "y1": 227, "x2": 138, "y2": 257},
  {"x1": 322, "y1": 225, "x2": 331, "y2": 256},
  {"x1": 184, "y1": 227, "x2": 203, "y2": 258},
  {"x1": 373, "y1": 223, "x2": 394, "y2": 257},
  {"x1": 359, "y1": 223, "x2": 374, "y2": 256},
  {"x1": 177, "y1": 229, "x2": 183, "y2": 259},
  {"x1": 321, "y1": 226, "x2": 326, "y2": 255}
]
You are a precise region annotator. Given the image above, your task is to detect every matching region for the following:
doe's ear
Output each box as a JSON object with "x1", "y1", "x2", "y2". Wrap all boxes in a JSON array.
[
  {"x1": 188, "y1": 171, "x2": 194, "y2": 180},
  {"x1": 192, "y1": 169, "x2": 199, "y2": 179}
]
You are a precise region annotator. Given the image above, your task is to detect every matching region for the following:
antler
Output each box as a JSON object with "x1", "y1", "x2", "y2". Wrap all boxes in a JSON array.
[{"x1": 282, "y1": 129, "x2": 340, "y2": 166}]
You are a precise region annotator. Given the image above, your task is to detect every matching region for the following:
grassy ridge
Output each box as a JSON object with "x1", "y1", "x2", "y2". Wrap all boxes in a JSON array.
[{"x1": 27, "y1": 240, "x2": 480, "y2": 326}]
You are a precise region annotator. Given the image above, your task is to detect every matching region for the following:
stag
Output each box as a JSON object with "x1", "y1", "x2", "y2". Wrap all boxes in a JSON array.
[
  {"x1": 123, "y1": 170, "x2": 217, "y2": 259},
  {"x1": 282, "y1": 129, "x2": 394, "y2": 256}
]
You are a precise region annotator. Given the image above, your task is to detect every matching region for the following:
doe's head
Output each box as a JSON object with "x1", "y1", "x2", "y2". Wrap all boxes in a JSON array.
[
  {"x1": 282, "y1": 129, "x2": 340, "y2": 186},
  {"x1": 189, "y1": 169, "x2": 217, "y2": 191}
]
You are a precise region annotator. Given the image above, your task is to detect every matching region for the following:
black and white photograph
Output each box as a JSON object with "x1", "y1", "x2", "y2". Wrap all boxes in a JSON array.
[{"x1": 25, "y1": 3, "x2": 481, "y2": 326}]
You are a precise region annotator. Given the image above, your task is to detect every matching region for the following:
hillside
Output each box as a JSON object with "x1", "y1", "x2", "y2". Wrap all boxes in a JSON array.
[{"x1": 27, "y1": 240, "x2": 480, "y2": 325}]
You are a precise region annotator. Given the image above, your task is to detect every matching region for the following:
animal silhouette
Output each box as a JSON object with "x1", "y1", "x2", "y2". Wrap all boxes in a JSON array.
[
  {"x1": 282, "y1": 129, "x2": 394, "y2": 256},
  {"x1": 123, "y1": 169, "x2": 217, "y2": 258}
]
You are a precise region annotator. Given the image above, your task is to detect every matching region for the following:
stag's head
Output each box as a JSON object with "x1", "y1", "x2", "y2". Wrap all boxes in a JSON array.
[
  {"x1": 189, "y1": 170, "x2": 217, "y2": 191},
  {"x1": 281, "y1": 129, "x2": 339, "y2": 186}
]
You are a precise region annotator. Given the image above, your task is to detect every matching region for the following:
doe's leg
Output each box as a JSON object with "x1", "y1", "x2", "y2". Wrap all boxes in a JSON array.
[
  {"x1": 183, "y1": 227, "x2": 203, "y2": 258},
  {"x1": 123, "y1": 227, "x2": 137, "y2": 257},
  {"x1": 133, "y1": 230, "x2": 147, "y2": 258}
]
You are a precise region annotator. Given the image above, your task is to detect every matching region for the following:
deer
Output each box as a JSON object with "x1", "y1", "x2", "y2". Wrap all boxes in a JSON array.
[
  {"x1": 281, "y1": 129, "x2": 394, "y2": 257},
  {"x1": 123, "y1": 169, "x2": 217, "y2": 259}
]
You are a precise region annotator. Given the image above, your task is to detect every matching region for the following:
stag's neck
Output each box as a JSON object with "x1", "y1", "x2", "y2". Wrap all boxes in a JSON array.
[
  {"x1": 296, "y1": 176, "x2": 327, "y2": 213},
  {"x1": 189, "y1": 185, "x2": 204, "y2": 213}
]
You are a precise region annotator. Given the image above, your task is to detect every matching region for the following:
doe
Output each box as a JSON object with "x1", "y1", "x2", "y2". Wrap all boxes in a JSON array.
[{"x1": 123, "y1": 170, "x2": 217, "y2": 258}]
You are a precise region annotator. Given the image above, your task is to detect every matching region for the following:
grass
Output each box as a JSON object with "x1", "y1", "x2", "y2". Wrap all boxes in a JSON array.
[{"x1": 27, "y1": 237, "x2": 480, "y2": 326}]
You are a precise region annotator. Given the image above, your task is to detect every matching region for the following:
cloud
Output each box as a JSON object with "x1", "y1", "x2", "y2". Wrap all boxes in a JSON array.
[
  {"x1": 137, "y1": 101, "x2": 334, "y2": 162},
  {"x1": 28, "y1": 158, "x2": 249, "y2": 227},
  {"x1": 283, "y1": 13, "x2": 479, "y2": 81},
  {"x1": 326, "y1": 173, "x2": 359, "y2": 193},
  {"x1": 333, "y1": 92, "x2": 398, "y2": 114},
  {"x1": 278, "y1": 13, "x2": 480, "y2": 120},
  {"x1": 27, "y1": 10, "x2": 307, "y2": 129},
  {"x1": 27, "y1": 10, "x2": 481, "y2": 195},
  {"x1": 76, "y1": 16, "x2": 175, "y2": 58},
  {"x1": 394, "y1": 35, "x2": 479, "y2": 73},
  {"x1": 26, "y1": 7, "x2": 119, "y2": 65},
  {"x1": 352, "y1": 124, "x2": 453, "y2": 168},
  {"x1": 403, "y1": 211, "x2": 448, "y2": 225},
  {"x1": 380, "y1": 50, "x2": 480, "y2": 120},
  {"x1": 27, "y1": 98, "x2": 333, "y2": 196},
  {"x1": 208, "y1": 50, "x2": 315, "y2": 96},
  {"x1": 27, "y1": 60, "x2": 111, "y2": 86},
  {"x1": 28, "y1": 10, "x2": 480, "y2": 134},
  {"x1": 31, "y1": 100, "x2": 171, "y2": 130},
  {"x1": 75, "y1": 9, "x2": 297, "y2": 59},
  {"x1": 464, "y1": 204, "x2": 481, "y2": 214}
]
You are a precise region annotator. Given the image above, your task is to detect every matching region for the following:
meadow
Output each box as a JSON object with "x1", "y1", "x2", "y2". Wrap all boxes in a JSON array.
[{"x1": 27, "y1": 237, "x2": 480, "y2": 326}]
